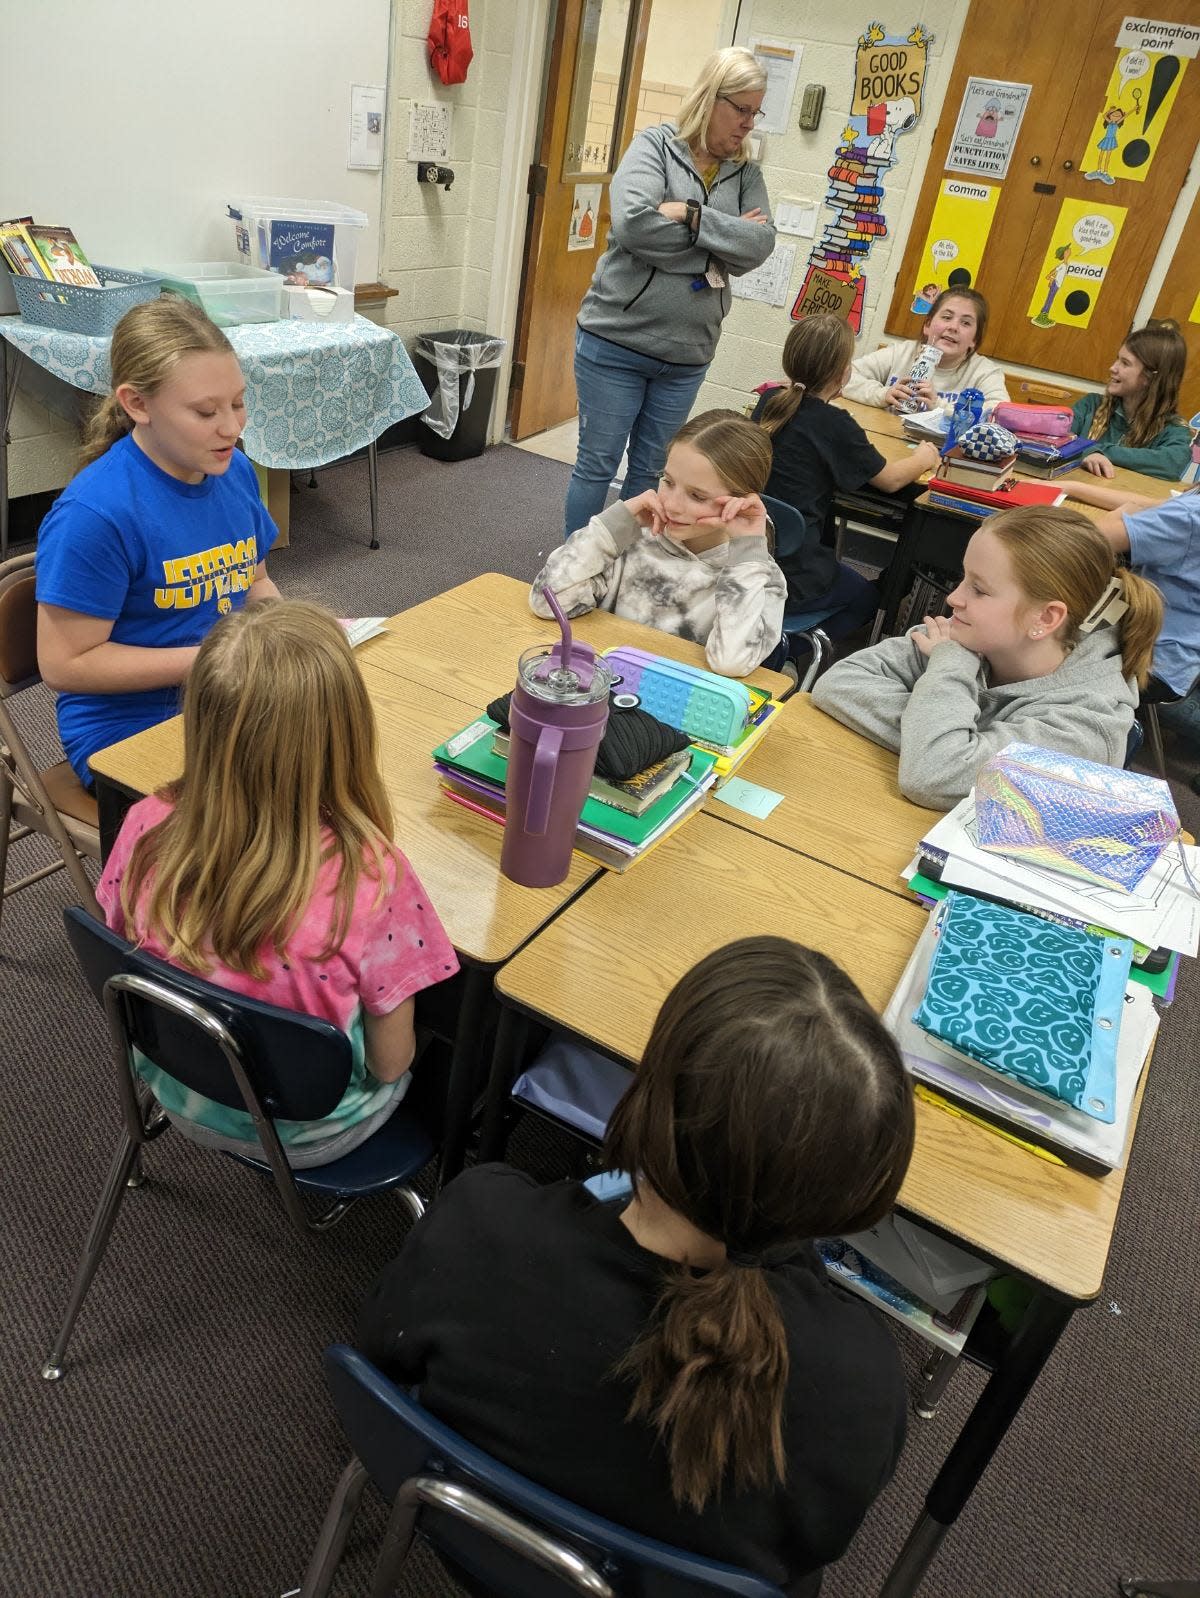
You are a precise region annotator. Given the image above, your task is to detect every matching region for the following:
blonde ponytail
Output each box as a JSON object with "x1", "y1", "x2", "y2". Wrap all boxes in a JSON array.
[
  {"x1": 1114, "y1": 567, "x2": 1165, "y2": 688},
  {"x1": 78, "y1": 393, "x2": 134, "y2": 469}
]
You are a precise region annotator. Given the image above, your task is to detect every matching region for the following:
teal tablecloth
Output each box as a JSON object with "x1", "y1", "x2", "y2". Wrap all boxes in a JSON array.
[{"x1": 0, "y1": 312, "x2": 429, "y2": 470}]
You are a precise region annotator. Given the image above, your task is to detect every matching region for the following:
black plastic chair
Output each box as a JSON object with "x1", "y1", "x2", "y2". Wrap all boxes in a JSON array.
[
  {"x1": 762, "y1": 494, "x2": 839, "y2": 691},
  {"x1": 43, "y1": 907, "x2": 433, "y2": 1381},
  {"x1": 297, "y1": 1343, "x2": 788, "y2": 1598}
]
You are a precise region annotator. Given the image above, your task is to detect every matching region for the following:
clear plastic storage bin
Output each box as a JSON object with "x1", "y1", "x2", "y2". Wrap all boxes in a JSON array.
[
  {"x1": 151, "y1": 262, "x2": 285, "y2": 326},
  {"x1": 226, "y1": 197, "x2": 367, "y2": 290}
]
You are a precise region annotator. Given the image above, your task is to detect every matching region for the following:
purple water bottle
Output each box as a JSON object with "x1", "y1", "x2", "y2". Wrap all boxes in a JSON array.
[{"x1": 501, "y1": 587, "x2": 613, "y2": 888}]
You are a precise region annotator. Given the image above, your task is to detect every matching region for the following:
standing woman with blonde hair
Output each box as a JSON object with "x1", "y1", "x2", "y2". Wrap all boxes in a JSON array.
[
  {"x1": 36, "y1": 298, "x2": 281, "y2": 785},
  {"x1": 360, "y1": 936, "x2": 913, "y2": 1593},
  {"x1": 565, "y1": 47, "x2": 775, "y2": 536}
]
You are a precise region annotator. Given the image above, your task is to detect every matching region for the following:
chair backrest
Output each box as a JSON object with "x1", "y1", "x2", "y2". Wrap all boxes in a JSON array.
[
  {"x1": 760, "y1": 493, "x2": 811, "y2": 565},
  {"x1": 0, "y1": 552, "x2": 39, "y2": 697},
  {"x1": 322, "y1": 1344, "x2": 787, "y2": 1598},
  {"x1": 62, "y1": 904, "x2": 352, "y2": 1121}
]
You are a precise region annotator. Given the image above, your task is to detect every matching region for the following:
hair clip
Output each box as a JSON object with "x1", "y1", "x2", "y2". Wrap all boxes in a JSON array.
[{"x1": 1078, "y1": 574, "x2": 1129, "y2": 634}]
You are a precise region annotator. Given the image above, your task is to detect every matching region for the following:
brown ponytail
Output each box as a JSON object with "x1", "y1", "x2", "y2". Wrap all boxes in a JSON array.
[
  {"x1": 77, "y1": 297, "x2": 234, "y2": 471},
  {"x1": 758, "y1": 313, "x2": 855, "y2": 437},
  {"x1": 604, "y1": 937, "x2": 914, "y2": 1512}
]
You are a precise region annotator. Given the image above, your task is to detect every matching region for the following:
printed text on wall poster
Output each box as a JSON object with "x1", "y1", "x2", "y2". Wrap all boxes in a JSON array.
[
  {"x1": 1028, "y1": 200, "x2": 1127, "y2": 330},
  {"x1": 910, "y1": 179, "x2": 1001, "y2": 312},
  {"x1": 945, "y1": 78, "x2": 1031, "y2": 181},
  {"x1": 1079, "y1": 18, "x2": 1195, "y2": 185}
]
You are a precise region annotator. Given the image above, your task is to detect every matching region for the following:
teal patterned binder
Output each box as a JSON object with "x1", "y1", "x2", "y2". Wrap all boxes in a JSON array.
[{"x1": 912, "y1": 892, "x2": 1132, "y2": 1123}]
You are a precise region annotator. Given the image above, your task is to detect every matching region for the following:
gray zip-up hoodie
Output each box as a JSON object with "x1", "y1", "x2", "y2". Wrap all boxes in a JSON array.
[
  {"x1": 531, "y1": 502, "x2": 786, "y2": 678},
  {"x1": 810, "y1": 627, "x2": 1137, "y2": 810},
  {"x1": 578, "y1": 124, "x2": 774, "y2": 366}
]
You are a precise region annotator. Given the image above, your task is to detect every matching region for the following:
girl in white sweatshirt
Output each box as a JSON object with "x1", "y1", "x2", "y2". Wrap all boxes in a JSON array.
[
  {"x1": 843, "y1": 288, "x2": 1009, "y2": 416},
  {"x1": 531, "y1": 409, "x2": 786, "y2": 678}
]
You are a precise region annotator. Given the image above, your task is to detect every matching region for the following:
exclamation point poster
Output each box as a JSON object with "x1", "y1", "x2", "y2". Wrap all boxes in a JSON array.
[{"x1": 1079, "y1": 17, "x2": 1196, "y2": 184}]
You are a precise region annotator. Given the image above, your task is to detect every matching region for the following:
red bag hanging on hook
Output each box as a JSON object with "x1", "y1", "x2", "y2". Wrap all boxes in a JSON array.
[{"x1": 428, "y1": 0, "x2": 473, "y2": 86}]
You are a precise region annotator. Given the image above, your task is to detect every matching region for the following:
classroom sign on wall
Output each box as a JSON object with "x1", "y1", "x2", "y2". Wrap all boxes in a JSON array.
[
  {"x1": 945, "y1": 77, "x2": 1031, "y2": 181},
  {"x1": 792, "y1": 21, "x2": 932, "y2": 332},
  {"x1": 1079, "y1": 18, "x2": 1196, "y2": 185},
  {"x1": 910, "y1": 178, "x2": 1001, "y2": 312},
  {"x1": 1027, "y1": 199, "x2": 1127, "y2": 330}
]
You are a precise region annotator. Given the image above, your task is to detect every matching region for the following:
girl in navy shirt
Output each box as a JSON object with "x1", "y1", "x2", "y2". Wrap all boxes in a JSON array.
[{"x1": 36, "y1": 299, "x2": 280, "y2": 784}]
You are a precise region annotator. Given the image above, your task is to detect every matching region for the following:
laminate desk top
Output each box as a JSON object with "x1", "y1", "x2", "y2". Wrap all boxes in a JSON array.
[
  {"x1": 356, "y1": 573, "x2": 794, "y2": 706},
  {"x1": 88, "y1": 668, "x2": 598, "y2": 969},
  {"x1": 706, "y1": 693, "x2": 938, "y2": 891},
  {"x1": 495, "y1": 813, "x2": 1143, "y2": 1301}
]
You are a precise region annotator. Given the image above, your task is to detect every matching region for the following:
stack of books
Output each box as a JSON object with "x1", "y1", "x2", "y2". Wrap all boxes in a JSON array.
[
  {"x1": 0, "y1": 218, "x2": 100, "y2": 287},
  {"x1": 1013, "y1": 434, "x2": 1096, "y2": 477},
  {"x1": 927, "y1": 475, "x2": 1067, "y2": 518},
  {"x1": 937, "y1": 444, "x2": 1018, "y2": 491},
  {"x1": 889, "y1": 793, "x2": 1199, "y2": 1171},
  {"x1": 432, "y1": 714, "x2": 719, "y2": 872}
]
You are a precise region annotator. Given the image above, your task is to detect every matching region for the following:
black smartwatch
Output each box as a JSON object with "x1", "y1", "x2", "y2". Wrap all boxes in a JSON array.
[{"x1": 685, "y1": 198, "x2": 701, "y2": 235}]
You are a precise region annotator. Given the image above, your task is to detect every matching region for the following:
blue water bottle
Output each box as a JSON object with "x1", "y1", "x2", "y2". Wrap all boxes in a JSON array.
[{"x1": 946, "y1": 387, "x2": 985, "y2": 451}]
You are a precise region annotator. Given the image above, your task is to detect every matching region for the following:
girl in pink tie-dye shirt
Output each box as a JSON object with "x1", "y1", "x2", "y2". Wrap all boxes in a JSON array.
[{"x1": 97, "y1": 600, "x2": 458, "y2": 1167}]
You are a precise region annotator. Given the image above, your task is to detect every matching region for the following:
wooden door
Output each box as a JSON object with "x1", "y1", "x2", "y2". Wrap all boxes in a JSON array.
[
  {"x1": 509, "y1": 0, "x2": 651, "y2": 440},
  {"x1": 885, "y1": 0, "x2": 1200, "y2": 382},
  {"x1": 1151, "y1": 188, "x2": 1200, "y2": 425}
]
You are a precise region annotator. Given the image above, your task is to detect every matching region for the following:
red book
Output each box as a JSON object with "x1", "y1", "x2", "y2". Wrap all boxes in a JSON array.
[{"x1": 928, "y1": 476, "x2": 1067, "y2": 511}]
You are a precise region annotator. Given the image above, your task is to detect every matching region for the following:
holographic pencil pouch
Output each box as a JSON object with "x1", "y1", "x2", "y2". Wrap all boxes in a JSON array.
[{"x1": 975, "y1": 743, "x2": 1178, "y2": 894}]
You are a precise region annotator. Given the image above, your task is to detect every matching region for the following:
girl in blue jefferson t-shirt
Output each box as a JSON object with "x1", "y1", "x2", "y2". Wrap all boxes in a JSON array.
[{"x1": 36, "y1": 299, "x2": 281, "y2": 784}]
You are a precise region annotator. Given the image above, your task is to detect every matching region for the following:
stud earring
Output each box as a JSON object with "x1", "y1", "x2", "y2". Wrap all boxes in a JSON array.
[{"x1": 1031, "y1": 629, "x2": 1043, "y2": 638}]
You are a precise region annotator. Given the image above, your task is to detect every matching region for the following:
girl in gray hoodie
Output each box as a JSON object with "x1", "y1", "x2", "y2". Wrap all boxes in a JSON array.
[{"x1": 811, "y1": 505, "x2": 1163, "y2": 809}]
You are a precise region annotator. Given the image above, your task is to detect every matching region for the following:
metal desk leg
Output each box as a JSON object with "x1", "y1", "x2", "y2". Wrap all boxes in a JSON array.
[
  {"x1": 438, "y1": 964, "x2": 494, "y2": 1187},
  {"x1": 872, "y1": 513, "x2": 917, "y2": 642},
  {"x1": 95, "y1": 776, "x2": 139, "y2": 863},
  {"x1": 880, "y1": 1290, "x2": 1075, "y2": 1597},
  {"x1": 367, "y1": 438, "x2": 380, "y2": 551},
  {"x1": 478, "y1": 1005, "x2": 531, "y2": 1164}
]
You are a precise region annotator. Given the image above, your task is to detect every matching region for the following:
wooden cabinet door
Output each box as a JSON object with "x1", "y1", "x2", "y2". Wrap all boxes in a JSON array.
[
  {"x1": 1152, "y1": 188, "x2": 1200, "y2": 424},
  {"x1": 508, "y1": 0, "x2": 650, "y2": 440},
  {"x1": 887, "y1": 0, "x2": 1200, "y2": 383}
]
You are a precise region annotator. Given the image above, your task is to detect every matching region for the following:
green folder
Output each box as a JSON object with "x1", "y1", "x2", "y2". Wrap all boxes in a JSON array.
[{"x1": 433, "y1": 717, "x2": 718, "y2": 849}]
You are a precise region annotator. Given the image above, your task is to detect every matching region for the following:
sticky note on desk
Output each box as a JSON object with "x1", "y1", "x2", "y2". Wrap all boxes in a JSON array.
[{"x1": 714, "y1": 776, "x2": 784, "y2": 820}]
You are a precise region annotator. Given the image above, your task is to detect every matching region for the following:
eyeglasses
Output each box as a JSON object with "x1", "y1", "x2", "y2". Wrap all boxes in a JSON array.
[{"x1": 718, "y1": 95, "x2": 765, "y2": 124}]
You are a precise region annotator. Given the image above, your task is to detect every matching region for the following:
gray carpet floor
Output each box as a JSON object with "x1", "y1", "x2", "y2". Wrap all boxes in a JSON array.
[{"x1": 2, "y1": 443, "x2": 1198, "y2": 1598}]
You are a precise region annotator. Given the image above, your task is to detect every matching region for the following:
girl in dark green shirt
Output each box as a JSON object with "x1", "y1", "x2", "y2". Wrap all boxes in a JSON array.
[{"x1": 1073, "y1": 319, "x2": 1191, "y2": 482}]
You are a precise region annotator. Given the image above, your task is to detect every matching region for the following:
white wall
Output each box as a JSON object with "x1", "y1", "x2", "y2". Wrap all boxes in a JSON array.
[{"x1": 1, "y1": 0, "x2": 389, "y2": 495}]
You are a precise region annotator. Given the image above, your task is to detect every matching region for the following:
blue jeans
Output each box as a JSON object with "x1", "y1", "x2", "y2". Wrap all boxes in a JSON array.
[{"x1": 565, "y1": 328, "x2": 709, "y2": 536}]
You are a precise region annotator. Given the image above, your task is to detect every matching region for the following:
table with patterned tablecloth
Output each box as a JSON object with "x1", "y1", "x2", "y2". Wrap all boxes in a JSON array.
[{"x1": 0, "y1": 312, "x2": 430, "y2": 554}]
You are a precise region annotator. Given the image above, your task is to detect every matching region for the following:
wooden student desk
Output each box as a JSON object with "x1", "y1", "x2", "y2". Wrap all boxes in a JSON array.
[
  {"x1": 86, "y1": 580, "x2": 787, "y2": 1181},
  {"x1": 353, "y1": 571, "x2": 792, "y2": 705},
  {"x1": 708, "y1": 693, "x2": 939, "y2": 892},
  {"x1": 486, "y1": 811, "x2": 1152, "y2": 1598}
]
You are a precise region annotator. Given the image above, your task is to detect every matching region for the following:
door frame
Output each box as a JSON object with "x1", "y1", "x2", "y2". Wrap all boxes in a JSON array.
[{"x1": 484, "y1": 0, "x2": 555, "y2": 445}]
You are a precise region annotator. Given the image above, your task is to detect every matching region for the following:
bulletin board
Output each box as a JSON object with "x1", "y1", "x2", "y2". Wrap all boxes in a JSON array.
[{"x1": 0, "y1": 0, "x2": 391, "y2": 284}]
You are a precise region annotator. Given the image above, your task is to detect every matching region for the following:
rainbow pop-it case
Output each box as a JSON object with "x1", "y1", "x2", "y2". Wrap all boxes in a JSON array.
[{"x1": 602, "y1": 647, "x2": 753, "y2": 748}]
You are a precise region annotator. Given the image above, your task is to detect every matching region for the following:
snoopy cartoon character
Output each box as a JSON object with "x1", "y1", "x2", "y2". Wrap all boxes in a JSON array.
[{"x1": 866, "y1": 97, "x2": 917, "y2": 165}]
